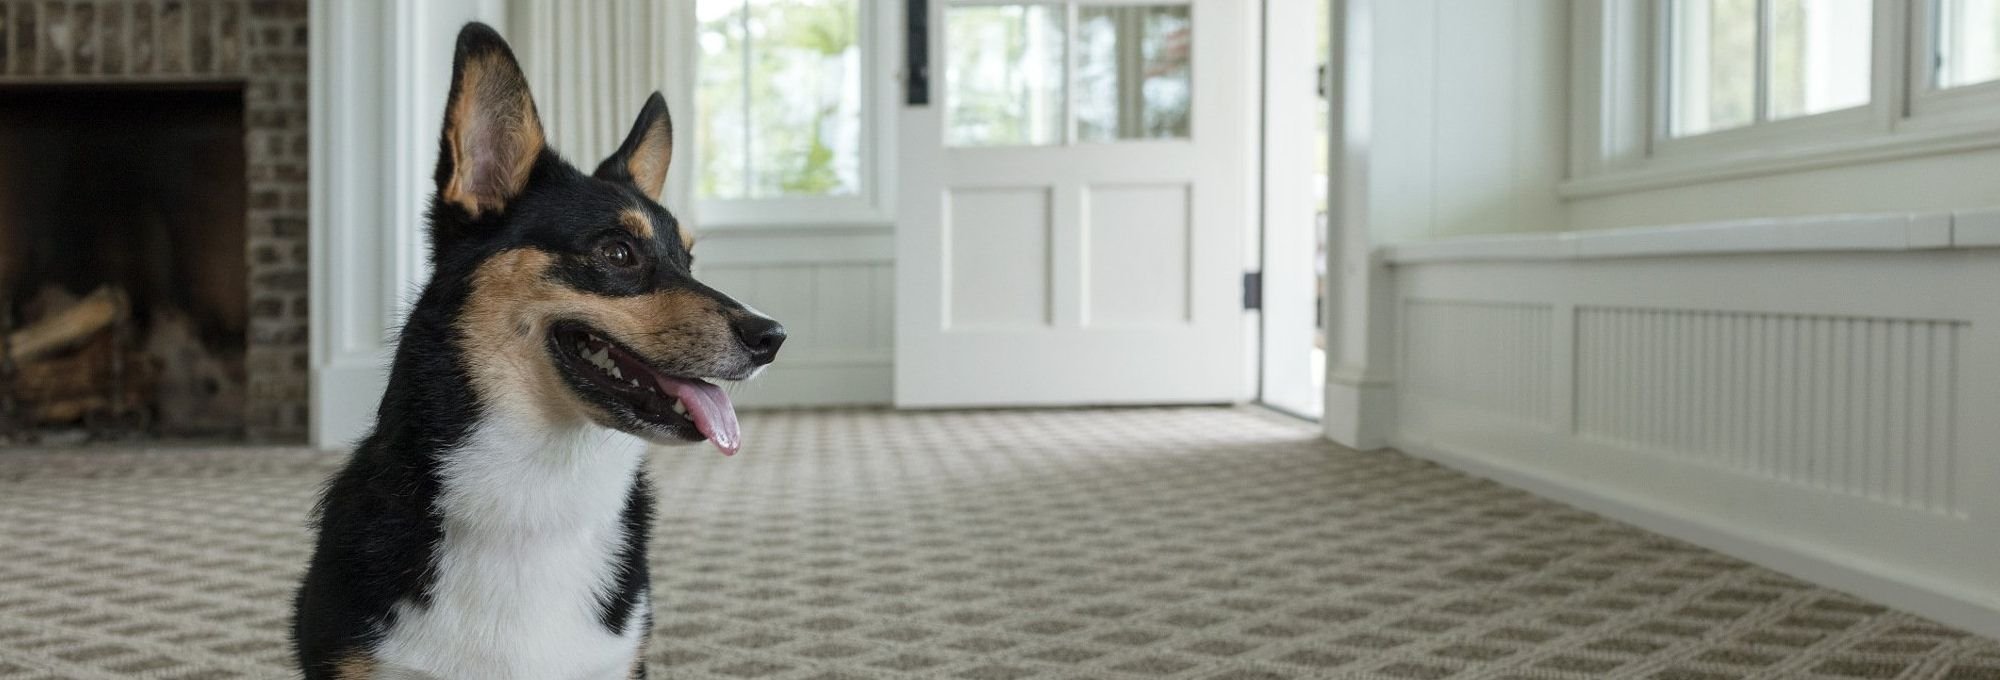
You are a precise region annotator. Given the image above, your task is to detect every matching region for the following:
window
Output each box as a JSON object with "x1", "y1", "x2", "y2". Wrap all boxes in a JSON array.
[
  {"x1": 1666, "y1": 0, "x2": 1872, "y2": 139},
  {"x1": 940, "y1": 2, "x2": 1193, "y2": 148},
  {"x1": 1567, "y1": 1, "x2": 2000, "y2": 193},
  {"x1": 1935, "y1": 0, "x2": 2000, "y2": 89},
  {"x1": 696, "y1": 0, "x2": 881, "y2": 224}
]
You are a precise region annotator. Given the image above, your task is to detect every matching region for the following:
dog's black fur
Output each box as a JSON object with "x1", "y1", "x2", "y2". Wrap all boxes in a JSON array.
[{"x1": 293, "y1": 23, "x2": 775, "y2": 679}]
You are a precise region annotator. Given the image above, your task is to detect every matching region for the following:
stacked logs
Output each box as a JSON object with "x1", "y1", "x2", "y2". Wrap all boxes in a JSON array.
[{"x1": 2, "y1": 286, "x2": 154, "y2": 433}]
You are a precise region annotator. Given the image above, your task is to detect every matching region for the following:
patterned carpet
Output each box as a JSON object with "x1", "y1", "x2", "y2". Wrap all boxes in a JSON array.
[{"x1": 1, "y1": 407, "x2": 1997, "y2": 680}]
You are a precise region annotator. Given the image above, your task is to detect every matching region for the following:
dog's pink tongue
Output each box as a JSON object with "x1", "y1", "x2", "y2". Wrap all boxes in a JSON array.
[{"x1": 666, "y1": 379, "x2": 740, "y2": 456}]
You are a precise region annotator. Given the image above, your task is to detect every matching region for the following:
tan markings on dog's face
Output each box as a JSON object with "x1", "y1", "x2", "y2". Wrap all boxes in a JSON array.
[
  {"x1": 442, "y1": 51, "x2": 545, "y2": 217},
  {"x1": 333, "y1": 653, "x2": 375, "y2": 680},
  {"x1": 619, "y1": 209, "x2": 655, "y2": 240},
  {"x1": 460, "y1": 249, "x2": 738, "y2": 424},
  {"x1": 677, "y1": 221, "x2": 695, "y2": 252}
]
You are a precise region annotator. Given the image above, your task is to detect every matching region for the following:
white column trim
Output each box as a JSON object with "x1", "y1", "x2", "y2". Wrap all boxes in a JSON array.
[{"x1": 1322, "y1": 0, "x2": 1396, "y2": 450}]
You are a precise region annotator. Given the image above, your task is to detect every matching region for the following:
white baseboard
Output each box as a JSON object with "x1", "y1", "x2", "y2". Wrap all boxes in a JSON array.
[
  {"x1": 311, "y1": 354, "x2": 390, "y2": 451},
  {"x1": 731, "y1": 360, "x2": 892, "y2": 408},
  {"x1": 1323, "y1": 377, "x2": 1394, "y2": 451},
  {"x1": 1396, "y1": 436, "x2": 2000, "y2": 640}
]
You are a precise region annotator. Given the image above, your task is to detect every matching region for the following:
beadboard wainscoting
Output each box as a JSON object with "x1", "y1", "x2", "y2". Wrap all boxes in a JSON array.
[
  {"x1": 693, "y1": 227, "x2": 895, "y2": 408},
  {"x1": 1384, "y1": 212, "x2": 2000, "y2": 638}
]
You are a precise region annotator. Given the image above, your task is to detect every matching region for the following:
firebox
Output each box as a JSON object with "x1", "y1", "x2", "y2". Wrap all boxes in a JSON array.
[
  {"x1": 0, "y1": 0, "x2": 309, "y2": 443},
  {"x1": 0, "y1": 85, "x2": 246, "y2": 441}
]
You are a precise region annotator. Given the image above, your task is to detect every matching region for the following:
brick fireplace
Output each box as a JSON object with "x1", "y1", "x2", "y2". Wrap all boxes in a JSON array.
[{"x1": 0, "y1": 0, "x2": 307, "y2": 442}]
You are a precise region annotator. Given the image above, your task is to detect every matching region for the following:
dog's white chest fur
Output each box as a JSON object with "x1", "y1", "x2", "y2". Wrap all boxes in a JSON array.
[{"x1": 374, "y1": 419, "x2": 649, "y2": 680}]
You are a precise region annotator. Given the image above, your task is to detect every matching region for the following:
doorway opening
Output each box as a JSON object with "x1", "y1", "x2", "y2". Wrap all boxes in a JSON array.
[{"x1": 1256, "y1": 0, "x2": 1330, "y2": 420}]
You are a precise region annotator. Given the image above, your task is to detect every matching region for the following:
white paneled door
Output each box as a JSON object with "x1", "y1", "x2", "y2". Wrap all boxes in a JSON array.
[{"x1": 896, "y1": 0, "x2": 1256, "y2": 407}]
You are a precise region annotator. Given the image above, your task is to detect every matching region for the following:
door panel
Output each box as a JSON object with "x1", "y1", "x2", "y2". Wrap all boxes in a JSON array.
[
  {"x1": 897, "y1": 0, "x2": 1254, "y2": 407},
  {"x1": 1085, "y1": 183, "x2": 1190, "y2": 327},
  {"x1": 946, "y1": 187, "x2": 1053, "y2": 329}
]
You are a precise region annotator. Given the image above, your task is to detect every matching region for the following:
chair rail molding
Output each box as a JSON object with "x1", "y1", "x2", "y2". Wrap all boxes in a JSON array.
[{"x1": 309, "y1": 0, "x2": 504, "y2": 449}]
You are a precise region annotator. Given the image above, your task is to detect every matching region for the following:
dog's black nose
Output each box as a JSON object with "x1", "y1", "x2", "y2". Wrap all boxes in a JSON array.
[{"x1": 733, "y1": 316, "x2": 786, "y2": 365}]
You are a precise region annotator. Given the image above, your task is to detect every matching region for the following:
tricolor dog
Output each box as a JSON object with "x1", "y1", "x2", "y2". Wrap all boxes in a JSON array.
[{"x1": 292, "y1": 23, "x2": 783, "y2": 680}]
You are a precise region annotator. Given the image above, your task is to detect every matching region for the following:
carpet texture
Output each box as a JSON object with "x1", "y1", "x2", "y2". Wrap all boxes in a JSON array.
[{"x1": 0, "y1": 407, "x2": 1996, "y2": 679}]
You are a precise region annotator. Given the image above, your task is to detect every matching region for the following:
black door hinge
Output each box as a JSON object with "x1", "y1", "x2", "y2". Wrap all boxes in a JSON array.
[
  {"x1": 905, "y1": 0, "x2": 930, "y2": 106},
  {"x1": 1243, "y1": 271, "x2": 1263, "y2": 311}
]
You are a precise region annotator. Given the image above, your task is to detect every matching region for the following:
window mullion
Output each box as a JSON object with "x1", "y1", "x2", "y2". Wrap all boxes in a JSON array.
[
  {"x1": 1755, "y1": 0, "x2": 1771, "y2": 123},
  {"x1": 1064, "y1": 1, "x2": 1079, "y2": 146},
  {"x1": 740, "y1": 0, "x2": 755, "y2": 200}
]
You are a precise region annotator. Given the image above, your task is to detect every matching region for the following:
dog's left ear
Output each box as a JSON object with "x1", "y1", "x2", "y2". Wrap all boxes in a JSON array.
[{"x1": 596, "y1": 92, "x2": 674, "y2": 202}]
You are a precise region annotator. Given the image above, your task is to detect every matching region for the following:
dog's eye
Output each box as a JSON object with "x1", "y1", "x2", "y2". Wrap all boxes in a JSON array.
[{"x1": 597, "y1": 241, "x2": 638, "y2": 268}]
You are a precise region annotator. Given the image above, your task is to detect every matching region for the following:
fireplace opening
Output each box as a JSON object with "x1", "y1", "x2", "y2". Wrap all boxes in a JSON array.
[{"x1": 0, "y1": 85, "x2": 248, "y2": 443}]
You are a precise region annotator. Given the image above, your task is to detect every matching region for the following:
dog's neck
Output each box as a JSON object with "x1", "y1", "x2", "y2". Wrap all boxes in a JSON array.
[{"x1": 439, "y1": 390, "x2": 648, "y2": 533}]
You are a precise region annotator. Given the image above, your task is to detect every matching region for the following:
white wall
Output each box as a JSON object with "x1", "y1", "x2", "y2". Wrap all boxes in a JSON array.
[
  {"x1": 1367, "y1": 2, "x2": 2000, "y2": 239},
  {"x1": 694, "y1": 228, "x2": 894, "y2": 407},
  {"x1": 1367, "y1": 0, "x2": 1569, "y2": 243},
  {"x1": 1321, "y1": 0, "x2": 1569, "y2": 447}
]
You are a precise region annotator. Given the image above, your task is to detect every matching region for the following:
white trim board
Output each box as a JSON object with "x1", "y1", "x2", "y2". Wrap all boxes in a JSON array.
[{"x1": 1381, "y1": 210, "x2": 2000, "y2": 264}]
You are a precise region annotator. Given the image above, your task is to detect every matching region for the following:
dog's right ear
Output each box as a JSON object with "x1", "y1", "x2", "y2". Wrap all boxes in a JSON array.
[{"x1": 433, "y1": 22, "x2": 545, "y2": 219}]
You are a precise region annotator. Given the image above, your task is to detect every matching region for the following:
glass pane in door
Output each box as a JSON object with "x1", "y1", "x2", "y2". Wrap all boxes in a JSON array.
[
  {"x1": 946, "y1": 5, "x2": 1066, "y2": 147},
  {"x1": 1076, "y1": 4, "x2": 1193, "y2": 141}
]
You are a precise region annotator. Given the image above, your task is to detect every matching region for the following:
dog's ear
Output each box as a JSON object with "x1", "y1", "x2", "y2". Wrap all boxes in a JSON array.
[
  {"x1": 434, "y1": 22, "x2": 545, "y2": 218},
  {"x1": 595, "y1": 92, "x2": 673, "y2": 202}
]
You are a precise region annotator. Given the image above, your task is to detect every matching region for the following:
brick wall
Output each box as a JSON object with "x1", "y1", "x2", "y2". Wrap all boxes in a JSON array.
[{"x1": 0, "y1": 0, "x2": 309, "y2": 441}]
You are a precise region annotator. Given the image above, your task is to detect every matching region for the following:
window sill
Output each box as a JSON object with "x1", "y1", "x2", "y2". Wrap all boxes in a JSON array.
[
  {"x1": 1559, "y1": 121, "x2": 2000, "y2": 200},
  {"x1": 693, "y1": 195, "x2": 893, "y2": 232},
  {"x1": 1378, "y1": 209, "x2": 2000, "y2": 265}
]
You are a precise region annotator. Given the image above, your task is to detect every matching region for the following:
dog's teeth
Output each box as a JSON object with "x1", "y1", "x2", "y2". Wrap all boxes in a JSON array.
[
  {"x1": 610, "y1": 365, "x2": 624, "y2": 379},
  {"x1": 671, "y1": 400, "x2": 687, "y2": 416}
]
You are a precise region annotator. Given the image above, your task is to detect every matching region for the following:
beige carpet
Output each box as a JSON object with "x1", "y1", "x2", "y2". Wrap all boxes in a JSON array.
[{"x1": 0, "y1": 407, "x2": 1996, "y2": 680}]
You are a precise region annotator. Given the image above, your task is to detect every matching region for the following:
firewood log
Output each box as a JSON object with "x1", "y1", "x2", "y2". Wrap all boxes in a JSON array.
[{"x1": 6, "y1": 286, "x2": 127, "y2": 364}]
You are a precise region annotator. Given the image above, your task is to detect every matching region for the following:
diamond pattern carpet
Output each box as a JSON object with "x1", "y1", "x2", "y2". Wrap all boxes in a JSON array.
[{"x1": 0, "y1": 407, "x2": 1997, "y2": 679}]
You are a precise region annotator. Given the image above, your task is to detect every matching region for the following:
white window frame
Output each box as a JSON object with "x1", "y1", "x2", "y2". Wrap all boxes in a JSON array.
[
  {"x1": 1908, "y1": 0, "x2": 2000, "y2": 125},
  {"x1": 684, "y1": 0, "x2": 900, "y2": 230},
  {"x1": 1565, "y1": 0, "x2": 2000, "y2": 198}
]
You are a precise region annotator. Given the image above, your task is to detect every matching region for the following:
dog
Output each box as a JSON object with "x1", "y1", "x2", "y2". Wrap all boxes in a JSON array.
[{"x1": 292, "y1": 23, "x2": 784, "y2": 680}]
